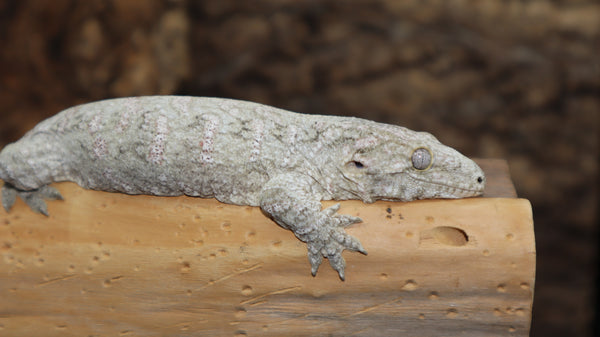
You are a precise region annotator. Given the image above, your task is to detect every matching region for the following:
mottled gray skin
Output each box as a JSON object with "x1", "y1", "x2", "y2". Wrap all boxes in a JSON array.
[{"x1": 0, "y1": 96, "x2": 485, "y2": 280}]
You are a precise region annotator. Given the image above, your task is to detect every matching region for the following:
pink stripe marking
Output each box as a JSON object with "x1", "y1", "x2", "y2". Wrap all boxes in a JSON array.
[
  {"x1": 148, "y1": 114, "x2": 169, "y2": 165},
  {"x1": 93, "y1": 136, "x2": 108, "y2": 158},
  {"x1": 117, "y1": 98, "x2": 139, "y2": 133},
  {"x1": 249, "y1": 119, "x2": 264, "y2": 162},
  {"x1": 200, "y1": 116, "x2": 219, "y2": 164}
]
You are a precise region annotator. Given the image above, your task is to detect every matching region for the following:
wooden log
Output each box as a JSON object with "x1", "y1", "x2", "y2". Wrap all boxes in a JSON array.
[{"x1": 0, "y1": 159, "x2": 534, "y2": 336}]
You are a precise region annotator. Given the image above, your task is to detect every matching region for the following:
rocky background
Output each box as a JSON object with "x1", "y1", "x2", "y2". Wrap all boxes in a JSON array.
[{"x1": 0, "y1": 1, "x2": 598, "y2": 335}]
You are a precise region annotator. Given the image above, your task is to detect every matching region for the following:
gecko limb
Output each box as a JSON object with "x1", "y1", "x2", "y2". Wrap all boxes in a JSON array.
[
  {"x1": 260, "y1": 175, "x2": 367, "y2": 280},
  {"x1": 1, "y1": 183, "x2": 63, "y2": 216},
  {"x1": 306, "y1": 203, "x2": 366, "y2": 280}
]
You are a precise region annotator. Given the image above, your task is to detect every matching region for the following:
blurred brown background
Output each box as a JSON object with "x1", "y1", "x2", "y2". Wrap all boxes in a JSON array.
[{"x1": 0, "y1": 1, "x2": 597, "y2": 335}]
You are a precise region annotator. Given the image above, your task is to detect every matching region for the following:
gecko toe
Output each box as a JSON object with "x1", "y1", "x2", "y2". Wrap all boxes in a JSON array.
[
  {"x1": 39, "y1": 186, "x2": 63, "y2": 200},
  {"x1": 330, "y1": 227, "x2": 367, "y2": 254},
  {"x1": 335, "y1": 214, "x2": 362, "y2": 228},
  {"x1": 307, "y1": 245, "x2": 323, "y2": 277},
  {"x1": 358, "y1": 246, "x2": 368, "y2": 255},
  {"x1": 21, "y1": 192, "x2": 50, "y2": 216},
  {"x1": 349, "y1": 238, "x2": 368, "y2": 255},
  {"x1": 345, "y1": 215, "x2": 363, "y2": 226},
  {"x1": 326, "y1": 251, "x2": 346, "y2": 281},
  {"x1": 1, "y1": 184, "x2": 17, "y2": 212},
  {"x1": 322, "y1": 203, "x2": 341, "y2": 216}
]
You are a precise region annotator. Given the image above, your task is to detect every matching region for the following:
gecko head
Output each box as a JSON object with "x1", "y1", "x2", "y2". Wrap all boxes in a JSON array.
[{"x1": 338, "y1": 129, "x2": 485, "y2": 202}]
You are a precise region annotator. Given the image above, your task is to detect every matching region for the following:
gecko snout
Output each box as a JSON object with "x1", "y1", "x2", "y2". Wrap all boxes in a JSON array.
[{"x1": 475, "y1": 175, "x2": 486, "y2": 194}]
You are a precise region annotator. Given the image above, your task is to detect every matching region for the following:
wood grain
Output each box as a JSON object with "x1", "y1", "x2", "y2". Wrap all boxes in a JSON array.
[{"x1": 0, "y1": 159, "x2": 534, "y2": 336}]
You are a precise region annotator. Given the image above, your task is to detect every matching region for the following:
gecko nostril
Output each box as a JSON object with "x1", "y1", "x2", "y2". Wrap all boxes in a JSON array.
[{"x1": 477, "y1": 177, "x2": 483, "y2": 184}]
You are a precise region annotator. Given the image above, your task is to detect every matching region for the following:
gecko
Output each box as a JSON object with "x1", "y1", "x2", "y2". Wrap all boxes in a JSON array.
[{"x1": 0, "y1": 96, "x2": 485, "y2": 280}]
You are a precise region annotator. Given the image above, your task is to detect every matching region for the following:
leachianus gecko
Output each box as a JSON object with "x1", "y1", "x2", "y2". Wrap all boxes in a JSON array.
[{"x1": 0, "y1": 96, "x2": 485, "y2": 280}]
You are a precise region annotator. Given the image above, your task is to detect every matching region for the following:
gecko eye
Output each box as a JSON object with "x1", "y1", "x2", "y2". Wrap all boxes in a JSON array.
[{"x1": 411, "y1": 147, "x2": 433, "y2": 171}]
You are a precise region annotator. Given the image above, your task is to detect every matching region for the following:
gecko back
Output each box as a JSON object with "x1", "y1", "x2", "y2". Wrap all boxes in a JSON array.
[{"x1": 0, "y1": 96, "x2": 313, "y2": 207}]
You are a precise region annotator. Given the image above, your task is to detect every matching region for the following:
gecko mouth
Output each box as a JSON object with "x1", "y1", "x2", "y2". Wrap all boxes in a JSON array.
[{"x1": 408, "y1": 175, "x2": 485, "y2": 197}]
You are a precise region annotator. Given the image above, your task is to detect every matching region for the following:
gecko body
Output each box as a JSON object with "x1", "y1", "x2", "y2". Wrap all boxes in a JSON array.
[{"x1": 0, "y1": 96, "x2": 485, "y2": 279}]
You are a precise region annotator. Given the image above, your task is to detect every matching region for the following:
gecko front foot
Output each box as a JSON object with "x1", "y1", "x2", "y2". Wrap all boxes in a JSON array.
[
  {"x1": 306, "y1": 204, "x2": 367, "y2": 281},
  {"x1": 1, "y1": 183, "x2": 63, "y2": 216}
]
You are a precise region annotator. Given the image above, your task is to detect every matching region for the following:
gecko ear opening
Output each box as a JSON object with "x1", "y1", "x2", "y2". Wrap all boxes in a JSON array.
[{"x1": 345, "y1": 160, "x2": 365, "y2": 170}]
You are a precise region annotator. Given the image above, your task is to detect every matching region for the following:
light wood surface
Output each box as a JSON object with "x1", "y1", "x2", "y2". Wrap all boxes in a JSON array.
[{"x1": 0, "y1": 159, "x2": 535, "y2": 336}]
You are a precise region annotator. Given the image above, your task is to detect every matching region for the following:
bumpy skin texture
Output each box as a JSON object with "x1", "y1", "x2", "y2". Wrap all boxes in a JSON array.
[{"x1": 0, "y1": 96, "x2": 485, "y2": 279}]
